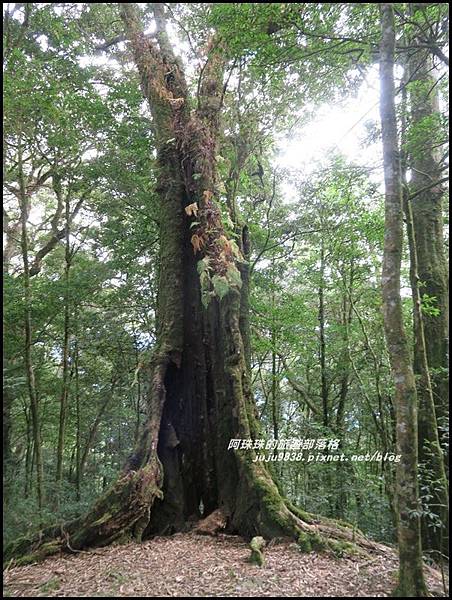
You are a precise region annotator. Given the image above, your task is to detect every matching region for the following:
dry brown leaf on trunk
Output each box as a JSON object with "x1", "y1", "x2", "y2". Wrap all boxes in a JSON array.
[
  {"x1": 185, "y1": 202, "x2": 198, "y2": 217},
  {"x1": 191, "y1": 233, "x2": 204, "y2": 253}
]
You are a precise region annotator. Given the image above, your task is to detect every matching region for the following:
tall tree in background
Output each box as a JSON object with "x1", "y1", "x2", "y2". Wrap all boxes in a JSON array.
[
  {"x1": 379, "y1": 4, "x2": 428, "y2": 596},
  {"x1": 405, "y1": 2, "x2": 449, "y2": 556}
]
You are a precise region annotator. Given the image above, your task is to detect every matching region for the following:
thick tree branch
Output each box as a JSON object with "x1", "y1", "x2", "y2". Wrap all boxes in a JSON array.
[
  {"x1": 29, "y1": 193, "x2": 88, "y2": 277},
  {"x1": 279, "y1": 354, "x2": 320, "y2": 415},
  {"x1": 408, "y1": 175, "x2": 449, "y2": 201}
]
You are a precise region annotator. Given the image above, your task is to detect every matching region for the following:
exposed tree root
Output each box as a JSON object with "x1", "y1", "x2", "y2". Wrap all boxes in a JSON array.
[
  {"x1": 4, "y1": 458, "x2": 163, "y2": 567},
  {"x1": 229, "y1": 457, "x2": 389, "y2": 561},
  {"x1": 4, "y1": 456, "x2": 388, "y2": 568}
]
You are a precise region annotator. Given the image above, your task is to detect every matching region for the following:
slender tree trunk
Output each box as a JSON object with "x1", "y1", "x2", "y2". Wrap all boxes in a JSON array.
[
  {"x1": 400, "y1": 68, "x2": 449, "y2": 556},
  {"x1": 271, "y1": 345, "x2": 279, "y2": 440},
  {"x1": 334, "y1": 264, "x2": 353, "y2": 519},
  {"x1": 74, "y1": 334, "x2": 81, "y2": 502},
  {"x1": 336, "y1": 264, "x2": 353, "y2": 434},
  {"x1": 55, "y1": 187, "x2": 72, "y2": 501},
  {"x1": 270, "y1": 260, "x2": 279, "y2": 441},
  {"x1": 18, "y1": 131, "x2": 45, "y2": 515},
  {"x1": 4, "y1": 144, "x2": 20, "y2": 498},
  {"x1": 134, "y1": 337, "x2": 142, "y2": 445},
  {"x1": 135, "y1": 381, "x2": 141, "y2": 445},
  {"x1": 3, "y1": 360, "x2": 13, "y2": 493},
  {"x1": 78, "y1": 381, "x2": 117, "y2": 483},
  {"x1": 318, "y1": 238, "x2": 328, "y2": 427},
  {"x1": 379, "y1": 4, "x2": 428, "y2": 596}
]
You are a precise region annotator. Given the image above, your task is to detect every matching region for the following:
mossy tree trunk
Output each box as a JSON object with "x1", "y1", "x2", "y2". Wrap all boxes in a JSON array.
[
  {"x1": 378, "y1": 4, "x2": 428, "y2": 596},
  {"x1": 407, "y1": 6, "x2": 449, "y2": 439},
  {"x1": 405, "y1": 3, "x2": 449, "y2": 557},
  {"x1": 403, "y1": 192, "x2": 449, "y2": 558},
  {"x1": 4, "y1": 3, "x2": 385, "y2": 566}
]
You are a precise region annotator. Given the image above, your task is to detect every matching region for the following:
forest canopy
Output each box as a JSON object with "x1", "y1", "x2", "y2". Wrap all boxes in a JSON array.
[{"x1": 3, "y1": 3, "x2": 449, "y2": 597}]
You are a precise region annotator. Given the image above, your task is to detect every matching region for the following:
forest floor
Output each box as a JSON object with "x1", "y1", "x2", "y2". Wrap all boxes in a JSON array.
[{"x1": 3, "y1": 532, "x2": 448, "y2": 597}]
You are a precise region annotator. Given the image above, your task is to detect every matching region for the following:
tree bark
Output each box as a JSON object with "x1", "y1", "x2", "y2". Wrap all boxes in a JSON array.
[
  {"x1": 378, "y1": 4, "x2": 428, "y2": 596},
  {"x1": 403, "y1": 191, "x2": 449, "y2": 556},
  {"x1": 270, "y1": 259, "x2": 279, "y2": 442}
]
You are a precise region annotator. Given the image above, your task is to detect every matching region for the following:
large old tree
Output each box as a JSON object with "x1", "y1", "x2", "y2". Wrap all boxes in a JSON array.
[{"x1": 6, "y1": 3, "x2": 373, "y2": 563}]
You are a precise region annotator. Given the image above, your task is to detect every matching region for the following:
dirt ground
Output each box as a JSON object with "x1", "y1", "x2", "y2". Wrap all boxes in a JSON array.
[{"x1": 3, "y1": 532, "x2": 448, "y2": 597}]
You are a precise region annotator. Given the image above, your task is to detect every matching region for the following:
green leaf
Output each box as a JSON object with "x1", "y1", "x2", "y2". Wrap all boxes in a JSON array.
[
  {"x1": 201, "y1": 291, "x2": 212, "y2": 308},
  {"x1": 230, "y1": 240, "x2": 245, "y2": 262},
  {"x1": 212, "y1": 274, "x2": 230, "y2": 300},
  {"x1": 197, "y1": 258, "x2": 210, "y2": 274},
  {"x1": 200, "y1": 270, "x2": 210, "y2": 290},
  {"x1": 226, "y1": 264, "x2": 242, "y2": 289}
]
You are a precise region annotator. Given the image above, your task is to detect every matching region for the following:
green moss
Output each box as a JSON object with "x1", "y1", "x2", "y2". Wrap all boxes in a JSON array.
[
  {"x1": 308, "y1": 532, "x2": 328, "y2": 551},
  {"x1": 249, "y1": 551, "x2": 264, "y2": 566},
  {"x1": 105, "y1": 569, "x2": 129, "y2": 585},
  {"x1": 327, "y1": 539, "x2": 359, "y2": 557},
  {"x1": 7, "y1": 554, "x2": 37, "y2": 567},
  {"x1": 39, "y1": 577, "x2": 60, "y2": 594},
  {"x1": 392, "y1": 578, "x2": 430, "y2": 597},
  {"x1": 320, "y1": 515, "x2": 363, "y2": 537},
  {"x1": 249, "y1": 536, "x2": 265, "y2": 567},
  {"x1": 9, "y1": 541, "x2": 61, "y2": 567},
  {"x1": 41, "y1": 540, "x2": 60, "y2": 552},
  {"x1": 260, "y1": 493, "x2": 294, "y2": 537},
  {"x1": 113, "y1": 531, "x2": 133, "y2": 545},
  {"x1": 3, "y1": 536, "x2": 34, "y2": 563},
  {"x1": 336, "y1": 518, "x2": 355, "y2": 530},
  {"x1": 284, "y1": 500, "x2": 316, "y2": 524},
  {"x1": 92, "y1": 512, "x2": 113, "y2": 527},
  {"x1": 297, "y1": 532, "x2": 312, "y2": 553}
]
